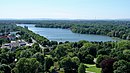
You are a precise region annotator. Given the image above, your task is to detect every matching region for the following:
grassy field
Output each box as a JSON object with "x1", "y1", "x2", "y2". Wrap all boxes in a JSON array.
[{"x1": 85, "y1": 64, "x2": 101, "y2": 73}]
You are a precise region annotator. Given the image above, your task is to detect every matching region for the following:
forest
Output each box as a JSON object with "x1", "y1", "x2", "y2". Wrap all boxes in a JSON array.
[{"x1": 0, "y1": 20, "x2": 130, "y2": 73}]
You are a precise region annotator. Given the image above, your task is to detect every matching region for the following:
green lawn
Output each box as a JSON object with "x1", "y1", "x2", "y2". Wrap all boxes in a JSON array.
[
  {"x1": 84, "y1": 64, "x2": 101, "y2": 73},
  {"x1": 45, "y1": 55, "x2": 51, "y2": 57}
]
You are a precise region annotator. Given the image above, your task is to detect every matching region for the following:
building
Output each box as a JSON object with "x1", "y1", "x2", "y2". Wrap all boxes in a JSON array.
[
  {"x1": 7, "y1": 31, "x2": 20, "y2": 40},
  {"x1": 1, "y1": 40, "x2": 26, "y2": 50}
]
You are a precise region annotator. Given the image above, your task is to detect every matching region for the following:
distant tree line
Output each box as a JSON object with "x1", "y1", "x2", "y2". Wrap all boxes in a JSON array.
[{"x1": 34, "y1": 20, "x2": 130, "y2": 40}]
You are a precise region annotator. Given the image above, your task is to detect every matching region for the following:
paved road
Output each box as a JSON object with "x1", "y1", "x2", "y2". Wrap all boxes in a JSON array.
[{"x1": 31, "y1": 37, "x2": 45, "y2": 49}]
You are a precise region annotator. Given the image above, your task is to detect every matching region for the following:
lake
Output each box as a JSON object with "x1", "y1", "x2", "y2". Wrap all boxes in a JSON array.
[{"x1": 17, "y1": 24, "x2": 117, "y2": 42}]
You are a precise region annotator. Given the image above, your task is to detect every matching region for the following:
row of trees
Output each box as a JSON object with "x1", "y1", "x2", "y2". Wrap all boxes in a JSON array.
[{"x1": 17, "y1": 26, "x2": 57, "y2": 47}]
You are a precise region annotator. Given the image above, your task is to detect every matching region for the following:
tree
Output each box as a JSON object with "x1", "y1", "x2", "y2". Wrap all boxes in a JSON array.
[
  {"x1": 77, "y1": 40, "x2": 88, "y2": 48},
  {"x1": 6, "y1": 52, "x2": 15, "y2": 64},
  {"x1": 117, "y1": 40, "x2": 130, "y2": 49},
  {"x1": 32, "y1": 52, "x2": 44, "y2": 64},
  {"x1": 0, "y1": 52, "x2": 15, "y2": 64},
  {"x1": 84, "y1": 54, "x2": 94, "y2": 64},
  {"x1": 113, "y1": 60, "x2": 130, "y2": 73},
  {"x1": 49, "y1": 66, "x2": 57, "y2": 73},
  {"x1": 44, "y1": 57, "x2": 54, "y2": 72},
  {"x1": 13, "y1": 58, "x2": 42, "y2": 73},
  {"x1": 96, "y1": 55, "x2": 110, "y2": 68},
  {"x1": 78, "y1": 63, "x2": 85, "y2": 73},
  {"x1": 52, "y1": 44, "x2": 70, "y2": 58},
  {"x1": 0, "y1": 64, "x2": 11, "y2": 73},
  {"x1": 27, "y1": 38, "x2": 32, "y2": 43},
  {"x1": 123, "y1": 50, "x2": 130, "y2": 61},
  {"x1": 60, "y1": 57, "x2": 78, "y2": 73},
  {"x1": 32, "y1": 43, "x2": 42, "y2": 53},
  {"x1": 100, "y1": 58, "x2": 116, "y2": 73},
  {"x1": 81, "y1": 43, "x2": 97, "y2": 57},
  {"x1": 1, "y1": 48, "x2": 9, "y2": 53},
  {"x1": 71, "y1": 57, "x2": 80, "y2": 66},
  {"x1": 122, "y1": 34, "x2": 127, "y2": 39},
  {"x1": 19, "y1": 50, "x2": 32, "y2": 58},
  {"x1": 110, "y1": 49, "x2": 125, "y2": 60},
  {"x1": 50, "y1": 41, "x2": 58, "y2": 46},
  {"x1": 0, "y1": 39, "x2": 3, "y2": 46},
  {"x1": 97, "y1": 48, "x2": 111, "y2": 55}
]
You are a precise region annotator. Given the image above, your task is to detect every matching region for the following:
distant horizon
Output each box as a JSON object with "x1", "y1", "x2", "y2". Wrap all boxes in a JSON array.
[{"x1": 0, "y1": 17, "x2": 130, "y2": 21}]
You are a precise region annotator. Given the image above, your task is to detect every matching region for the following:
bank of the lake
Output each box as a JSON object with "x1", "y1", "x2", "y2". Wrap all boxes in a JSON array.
[{"x1": 17, "y1": 24, "x2": 117, "y2": 42}]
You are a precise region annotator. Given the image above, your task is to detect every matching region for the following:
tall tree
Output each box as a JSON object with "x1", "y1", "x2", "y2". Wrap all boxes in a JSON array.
[
  {"x1": 44, "y1": 57, "x2": 54, "y2": 72},
  {"x1": 78, "y1": 63, "x2": 85, "y2": 73},
  {"x1": 12, "y1": 58, "x2": 42, "y2": 73},
  {"x1": 100, "y1": 58, "x2": 116, "y2": 73}
]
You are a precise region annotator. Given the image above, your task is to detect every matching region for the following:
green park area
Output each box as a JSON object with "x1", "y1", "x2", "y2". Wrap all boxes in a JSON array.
[{"x1": 85, "y1": 64, "x2": 101, "y2": 73}]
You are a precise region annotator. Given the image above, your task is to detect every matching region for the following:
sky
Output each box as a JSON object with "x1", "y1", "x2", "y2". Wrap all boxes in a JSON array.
[{"x1": 0, "y1": 0, "x2": 130, "y2": 19}]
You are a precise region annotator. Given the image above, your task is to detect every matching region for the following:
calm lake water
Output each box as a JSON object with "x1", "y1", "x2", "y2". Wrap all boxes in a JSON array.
[{"x1": 17, "y1": 24, "x2": 117, "y2": 42}]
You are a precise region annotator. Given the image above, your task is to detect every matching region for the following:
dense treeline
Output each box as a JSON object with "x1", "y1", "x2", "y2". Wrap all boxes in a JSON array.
[
  {"x1": 17, "y1": 26, "x2": 50, "y2": 46},
  {"x1": 34, "y1": 20, "x2": 130, "y2": 40},
  {"x1": 1, "y1": 39, "x2": 130, "y2": 73},
  {"x1": 50, "y1": 40, "x2": 130, "y2": 73}
]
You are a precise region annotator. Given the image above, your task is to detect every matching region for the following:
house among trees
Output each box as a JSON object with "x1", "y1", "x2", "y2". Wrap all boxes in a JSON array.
[
  {"x1": 7, "y1": 31, "x2": 20, "y2": 40},
  {"x1": 0, "y1": 33, "x2": 8, "y2": 39},
  {"x1": 1, "y1": 40, "x2": 26, "y2": 50}
]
